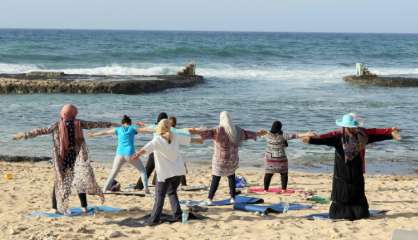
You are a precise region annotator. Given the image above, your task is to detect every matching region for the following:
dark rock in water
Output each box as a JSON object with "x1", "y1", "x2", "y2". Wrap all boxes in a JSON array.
[
  {"x1": 0, "y1": 155, "x2": 51, "y2": 162},
  {"x1": 25, "y1": 71, "x2": 65, "y2": 78},
  {"x1": 344, "y1": 74, "x2": 418, "y2": 87},
  {"x1": 0, "y1": 70, "x2": 204, "y2": 95}
]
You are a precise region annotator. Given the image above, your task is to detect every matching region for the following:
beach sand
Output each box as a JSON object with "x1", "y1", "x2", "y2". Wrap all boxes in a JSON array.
[{"x1": 1, "y1": 161, "x2": 417, "y2": 240}]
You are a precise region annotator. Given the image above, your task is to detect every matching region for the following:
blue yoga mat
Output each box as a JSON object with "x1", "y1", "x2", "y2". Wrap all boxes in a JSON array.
[
  {"x1": 212, "y1": 195, "x2": 264, "y2": 206},
  {"x1": 30, "y1": 206, "x2": 124, "y2": 218},
  {"x1": 180, "y1": 195, "x2": 264, "y2": 207},
  {"x1": 234, "y1": 203, "x2": 312, "y2": 214},
  {"x1": 305, "y1": 210, "x2": 388, "y2": 220}
]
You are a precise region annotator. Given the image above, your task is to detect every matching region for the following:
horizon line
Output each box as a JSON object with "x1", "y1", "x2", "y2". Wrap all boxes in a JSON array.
[{"x1": 1, "y1": 27, "x2": 418, "y2": 35}]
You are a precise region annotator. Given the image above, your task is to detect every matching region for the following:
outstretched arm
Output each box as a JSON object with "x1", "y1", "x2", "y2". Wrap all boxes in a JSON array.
[
  {"x1": 131, "y1": 148, "x2": 147, "y2": 161},
  {"x1": 303, "y1": 133, "x2": 339, "y2": 147},
  {"x1": 80, "y1": 120, "x2": 117, "y2": 130},
  {"x1": 88, "y1": 128, "x2": 116, "y2": 138},
  {"x1": 191, "y1": 137, "x2": 204, "y2": 144},
  {"x1": 137, "y1": 127, "x2": 155, "y2": 134},
  {"x1": 13, "y1": 123, "x2": 57, "y2": 140},
  {"x1": 367, "y1": 128, "x2": 401, "y2": 144},
  {"x1": 131, "y1": 140, "x2": 155, "y2": 161},
  {"x1": 240, "y1": 129, "x2": 258, "y2": 141}
]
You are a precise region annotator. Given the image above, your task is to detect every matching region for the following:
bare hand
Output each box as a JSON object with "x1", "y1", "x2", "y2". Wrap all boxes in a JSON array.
[
  {"x1": 391, "y1": 128, "x2": 401, "y2": 141},
  {"x1": 302, "y1": 137, "x2": 311, "y2": 144},
  {"x1": 87, "y1": 131, "x2": 95, "y2": 138},
  {"x1": 305, "y1": 131, "x2": 317, "y2": 138},
  {"x1": 130, "y1": 153, "x2": 140, "y2": 161},
  {"x1": 257, "y1": 129, "x2": 268, "y2": 136},
  {"x1": 12, "y1": 133, "x2": 25, "y2": 140},
  {"x1": 136, "y1": 121, "x2": 145, "y2": 127}
]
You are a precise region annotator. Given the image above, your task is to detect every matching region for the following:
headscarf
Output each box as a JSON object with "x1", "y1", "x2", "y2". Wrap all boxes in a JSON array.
[
  {"x1": 270, "y1": 121, "x2": 283, "y2": 134},
  {"x1": 219, "y1": 111, "x2": 240, "y2": 145},
  {"x1": 58, "y1": 104, "x2": 83, "y2": 163},
  {"x1": 341, "y1": 127, "x2": 368, "y2": 162}
]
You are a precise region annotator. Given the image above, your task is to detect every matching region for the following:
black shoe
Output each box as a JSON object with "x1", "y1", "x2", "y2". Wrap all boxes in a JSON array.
[{"x1": 134, "y1": 181, "x2": 144, "y2": 190}]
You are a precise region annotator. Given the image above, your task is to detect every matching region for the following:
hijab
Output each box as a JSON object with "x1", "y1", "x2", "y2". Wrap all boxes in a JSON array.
[
  {"x1": 58, "y1": 104, "x2": 83, "y2": 162},
  {"x1": 219, "y1": 111, "x2": 241, "y2": 145},
  {"x1": 270, "y1": 121, "x2": 283, "y2": 134}
]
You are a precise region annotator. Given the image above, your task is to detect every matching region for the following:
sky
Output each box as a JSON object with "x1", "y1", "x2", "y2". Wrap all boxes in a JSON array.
[{"x1": 0, "y1": 0, "x2": 417, "y2": 33}]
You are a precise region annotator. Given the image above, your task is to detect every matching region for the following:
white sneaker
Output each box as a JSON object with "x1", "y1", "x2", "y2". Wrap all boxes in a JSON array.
[
  {"x1": 229, "y1": 198, "x2": 235, "y2": 204},
  {"x1": 81, "y1": 207, "x2": 89, "y2": 214},
  {"x1": 205, "y1": 199, "x2": 213, "y2": 206}
]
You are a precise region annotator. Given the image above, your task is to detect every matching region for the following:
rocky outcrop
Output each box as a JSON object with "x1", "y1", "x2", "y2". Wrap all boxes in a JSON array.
[
  {"x1": 0, "y1": 155, "x2": 51, "y2": 162},
  {"x1": 0, "y1": 66, "x2": 204, "y2": 94},
  {"x1": 343, "y1": 74, "x2": 418, "y2": 87}
]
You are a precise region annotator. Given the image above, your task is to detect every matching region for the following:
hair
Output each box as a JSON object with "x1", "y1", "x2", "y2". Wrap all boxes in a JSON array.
[
  {"x1": 156, "y1": 119, "x2": 172, "y2": 144},
  {"x1": 270, "y1": 121, "x2": 282, "y2": 134},
  {"x1": 121, "y1": 115, "x2": 132, "y2": 125},
  {"x1": 169, "y1": 116, "x2": 177, "y2": 127},
  {"x1": 156, "y1": 112, "x2": 168, "y2": 124},
  {"x1": 219, "y1": 111, "x2": 239, "y2": 144}
]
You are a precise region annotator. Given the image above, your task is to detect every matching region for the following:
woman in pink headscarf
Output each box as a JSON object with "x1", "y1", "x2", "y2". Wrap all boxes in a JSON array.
[{"x1": 14, "y1": 104, "x2": 116, "y2": 214}]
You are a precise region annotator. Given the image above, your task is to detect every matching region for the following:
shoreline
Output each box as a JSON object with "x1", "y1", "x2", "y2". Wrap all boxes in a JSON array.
[{"x1": 3, "y1": 156, "x2": 417, "y2": 176}]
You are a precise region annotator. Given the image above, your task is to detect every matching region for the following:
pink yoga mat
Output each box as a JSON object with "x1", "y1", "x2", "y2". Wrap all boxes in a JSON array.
[{"x1": 247, "y1": 187, "x2": 297, "y2": 194}]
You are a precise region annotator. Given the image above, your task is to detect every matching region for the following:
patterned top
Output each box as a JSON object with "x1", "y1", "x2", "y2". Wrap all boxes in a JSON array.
[
  {"x1": 23, "y1": 120, "x2": 112, "y2": 213},
  {"x1": 263, "y1": 132, "x2": 297, "y2": 173},
  {"x1": 200, "y1": 126, "x2": 257, "y2": 176}
]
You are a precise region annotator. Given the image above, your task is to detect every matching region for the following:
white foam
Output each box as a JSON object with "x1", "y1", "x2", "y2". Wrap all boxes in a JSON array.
[
  {"x1": 0, "y1": 63, "x2": 39, "y2": 74},
  {"x1": 1, "y1": 62, "x2": 417, "y2": 83}
]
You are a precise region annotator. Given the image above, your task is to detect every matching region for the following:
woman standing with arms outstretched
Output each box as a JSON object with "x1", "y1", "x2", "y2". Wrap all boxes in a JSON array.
[
  {"x1": 198, "y1": 111, "x2": 265, "y2": 204},
  {"x1": 13, "y1": 104, "x2": 116, "y2": 214},
  {"x1": 88, "y1": 115, "x2": 150, "y2": 194},
  {"x1": 302, "y1": 113, "x2": 401, "y2": 220},
  {"x1": 131, "y1": 119, "x2": 202, "y2": 225}
]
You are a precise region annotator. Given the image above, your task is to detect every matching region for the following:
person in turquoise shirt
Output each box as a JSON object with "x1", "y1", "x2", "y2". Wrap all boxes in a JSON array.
[{"x1": 88, "y1": 115, "x2": 150, "y2": 194}]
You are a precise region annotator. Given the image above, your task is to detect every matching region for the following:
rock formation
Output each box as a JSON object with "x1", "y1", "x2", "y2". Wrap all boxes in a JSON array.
[{"x1": 0, "y1": 65, "x2": 203, "y2": 94}]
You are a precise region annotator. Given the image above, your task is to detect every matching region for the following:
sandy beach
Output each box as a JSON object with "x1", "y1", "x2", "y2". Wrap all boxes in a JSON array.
[{"x1": 1, "y1": 161, "x2": 417, "y2": 240}]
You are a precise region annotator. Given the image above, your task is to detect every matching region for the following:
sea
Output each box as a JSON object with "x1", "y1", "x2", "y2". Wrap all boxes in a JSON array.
[{"x1": 0, "y1": 29, "x2": 417, "y2": 174}]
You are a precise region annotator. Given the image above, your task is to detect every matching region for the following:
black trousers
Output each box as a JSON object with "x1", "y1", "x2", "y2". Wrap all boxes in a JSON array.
[
  {"x1": 208, "y1": 174, "x2": 236, "y2": 200},
  {"x1": 264, "y1": 172, "x2": 288, "y2": 190},
  {"x1": 135, "y1": 153, "x2": 155, "y2": 189},
  {"x1": 52, "y1": 185, "x2": 87, "y2": 209},
  {"x1": 136, "y1": 153, "x2": 188, "y2": 189},
  {"x1": 180, "y1": 175, "x2": 187, "y2": 186},
  {"x1": 148, "y1": 176, "x2": 182, "y2": 224}
]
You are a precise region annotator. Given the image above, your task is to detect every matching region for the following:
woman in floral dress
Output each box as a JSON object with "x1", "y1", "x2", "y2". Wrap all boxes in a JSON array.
[
  {"x1": 13, "y1": 104, "x2": 115, "y2": 214},
  {"x1": 199, "y1": 111, "x2": 265, "y2": 204}
]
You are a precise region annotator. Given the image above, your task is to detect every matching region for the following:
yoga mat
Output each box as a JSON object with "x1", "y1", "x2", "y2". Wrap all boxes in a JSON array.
[
  {"x1": 180, "y1": 195, "x2": 264, "y2": 207},
  {"x1": 234, "y1": 203, "x2": 312, "y2": 214},
  {"x1": 104, "y1": 191, "x2": 146, "y2": 197},
  {"x1": 30, "y1": 206, "x2": 124, "y2": 218},
  {"x1": 212, "y1": 195, "x2": 264, "y2": 206},
  {"x1": 305, "y1": 210, "x2": 389, "y2": 220},
  {"x1": 181, "y1": 185, "x2": 208, "y2": 191},
  {"x1": 248, "y1": 187, "x2": 297, "y2": 194}
]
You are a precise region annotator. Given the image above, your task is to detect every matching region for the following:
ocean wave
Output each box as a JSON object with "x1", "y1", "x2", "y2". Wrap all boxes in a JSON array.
[
  {"x1": 0, "y1": 63, "x2": 40, "y2": 74},
  {"x1": 1, "y1": 63, "x2": 417, "y2": 82}
]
